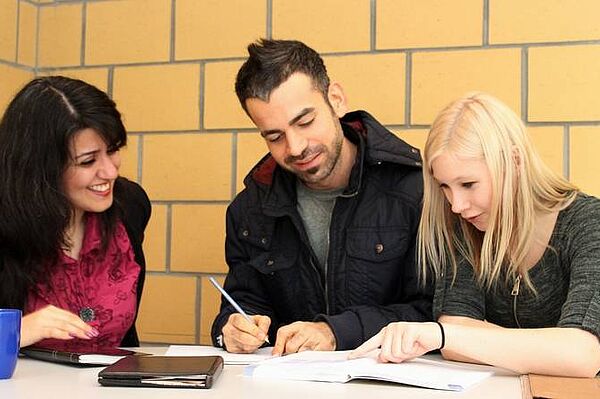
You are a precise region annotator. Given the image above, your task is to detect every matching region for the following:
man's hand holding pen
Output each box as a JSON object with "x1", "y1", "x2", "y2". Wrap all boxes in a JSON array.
[
  {"x1": 210, "y1": 276, "x2": 337, "y2": 355},
  {"x1": 221, "y1": 313, "x2": 272, "y2": 353},
  {"x1": 222, "y1": 316, "x2": 337, "y2": 355}
]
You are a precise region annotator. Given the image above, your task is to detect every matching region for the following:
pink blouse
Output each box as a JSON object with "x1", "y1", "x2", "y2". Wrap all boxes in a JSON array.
[{"x1": 26, "y1": 213, "x2": 140, "y2": 352}]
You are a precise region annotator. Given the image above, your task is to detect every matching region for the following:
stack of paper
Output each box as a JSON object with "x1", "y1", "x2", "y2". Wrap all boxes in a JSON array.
[
  {"x1": 165, "y1": 345, "x2": 273, "y2": 365},
  {"x1": 245, "y1": 351, "x2": 493, "y2": 392}
]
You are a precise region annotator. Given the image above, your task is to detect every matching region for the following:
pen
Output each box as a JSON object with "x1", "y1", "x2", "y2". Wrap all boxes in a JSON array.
[{"x1": 208, "y1": 277, "x2": 271, "y2": 344}]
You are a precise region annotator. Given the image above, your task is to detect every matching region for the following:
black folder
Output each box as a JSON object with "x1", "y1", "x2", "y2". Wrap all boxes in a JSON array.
[
  {"x1": 98, "y1": 355, "x2": 224, "y2": 389},
  {"x1": 21, "y1": 346, "x2": 145, "y2": 366}
]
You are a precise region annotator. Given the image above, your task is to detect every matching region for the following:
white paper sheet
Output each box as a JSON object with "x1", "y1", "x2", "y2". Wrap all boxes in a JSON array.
[{"x1": 165, "y1": 345, "x2": 274, "y2": 365}]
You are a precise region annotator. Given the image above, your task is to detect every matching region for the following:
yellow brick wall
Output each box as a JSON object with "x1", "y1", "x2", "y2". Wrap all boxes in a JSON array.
[{"x1": 0, "y1": 0, "x2": 599, "y2": 345}]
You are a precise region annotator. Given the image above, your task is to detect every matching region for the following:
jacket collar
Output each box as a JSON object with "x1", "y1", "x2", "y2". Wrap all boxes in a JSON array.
[{"x1": 244, "y1": 110, "x2": 422, "y2": 210}]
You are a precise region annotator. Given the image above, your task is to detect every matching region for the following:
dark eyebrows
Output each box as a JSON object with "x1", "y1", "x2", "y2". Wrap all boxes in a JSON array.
[
  {"x1": 260, "y1": 107, "x2": 316, "y2": 137},
  {"x1": 74, "y1": 150, "x2": 99, "y2": 160},
  {"x1": 288, "y1": 107, "x2": 314, "y2": 126}
]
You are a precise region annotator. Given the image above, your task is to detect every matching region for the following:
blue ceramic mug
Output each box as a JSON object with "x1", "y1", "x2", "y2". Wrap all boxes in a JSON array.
[{"x1": 0, "y1": 309, "x2": 21, "y2": 379}]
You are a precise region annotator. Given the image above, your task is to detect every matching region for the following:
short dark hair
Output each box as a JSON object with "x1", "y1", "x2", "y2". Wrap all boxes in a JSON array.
[
  {"x1": 235, "y1": 39, "x2": 330, "y2": 112},
  {"x1": 0, "y1": 76, "x2": 127, "y2": 309}
]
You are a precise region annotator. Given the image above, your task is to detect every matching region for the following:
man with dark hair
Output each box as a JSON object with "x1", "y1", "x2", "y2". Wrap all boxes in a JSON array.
[{"x1": 212, "y1": 39, "x2": 432, "y2": 355}]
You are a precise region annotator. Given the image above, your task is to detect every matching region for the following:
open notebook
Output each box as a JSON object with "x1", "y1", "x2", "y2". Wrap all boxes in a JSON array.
[{"x1": 245, "y1": 350, "x2": 493, "y2": 392}]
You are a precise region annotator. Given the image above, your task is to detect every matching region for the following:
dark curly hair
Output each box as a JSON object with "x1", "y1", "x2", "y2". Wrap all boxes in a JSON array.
[{"x1": 0, "y1": 76, "x2": 127, "y2": 309}]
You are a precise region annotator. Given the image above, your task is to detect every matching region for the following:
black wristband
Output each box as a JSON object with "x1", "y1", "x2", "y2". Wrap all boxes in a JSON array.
[{"x1": 435, "y1": 321, "x2": 445, "y2": 350}]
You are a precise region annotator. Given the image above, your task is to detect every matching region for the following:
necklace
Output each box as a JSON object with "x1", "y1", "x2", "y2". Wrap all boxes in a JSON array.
[{"x1": 79, "y1": 306, "x2": 95, "y2": 322}]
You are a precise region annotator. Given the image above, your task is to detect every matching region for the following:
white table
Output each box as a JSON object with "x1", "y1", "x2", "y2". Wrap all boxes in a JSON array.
[{"x1": 0, "y1": 347, "x2": 523, "y2": 399}]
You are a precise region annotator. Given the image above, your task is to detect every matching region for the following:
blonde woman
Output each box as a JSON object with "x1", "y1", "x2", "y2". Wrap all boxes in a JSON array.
[{"x1": 350, "y1": 93, "x2": 600, "y2": 377}]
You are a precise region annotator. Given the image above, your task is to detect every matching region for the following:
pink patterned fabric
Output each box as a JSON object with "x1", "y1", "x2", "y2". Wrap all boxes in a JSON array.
[{"x1": 26, "y1": 214, "x2": 140, "y2": 352}]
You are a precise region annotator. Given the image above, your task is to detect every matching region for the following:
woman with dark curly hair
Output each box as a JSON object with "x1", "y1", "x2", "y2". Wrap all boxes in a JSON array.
[{"x1": 0, "y1": 76, "x2": 151, "y2": 351}]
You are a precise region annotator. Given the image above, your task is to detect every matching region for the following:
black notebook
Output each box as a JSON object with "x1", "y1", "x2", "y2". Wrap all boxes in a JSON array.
[
  {"x1": 21, "y1": 347, "x2": 144, "y2": 366},
  {"x1": 98, "y1": 355, "x2": 224, "y2": 389}
]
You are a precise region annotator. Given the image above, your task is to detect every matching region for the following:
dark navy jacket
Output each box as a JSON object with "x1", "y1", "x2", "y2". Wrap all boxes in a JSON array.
[{"x1": 211, "y1": 111, "x2": 433, "y2": 350}]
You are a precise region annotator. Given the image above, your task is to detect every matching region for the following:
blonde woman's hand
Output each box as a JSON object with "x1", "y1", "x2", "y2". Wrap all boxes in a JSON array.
[
  {"x1": 20, "y1": 305, "x2": 98, "y2": 348},
  {"x1": 348, "y1": 322, "x2": 443, "y2": 363}
]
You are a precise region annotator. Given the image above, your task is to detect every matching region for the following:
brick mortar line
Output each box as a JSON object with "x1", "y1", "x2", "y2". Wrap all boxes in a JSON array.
[
  {"x1": 483, "y1": 0, "x2": 489, "y2": 46},
  {"x1": 0, "y1": 58, "x2": 35, "y2": 71},
  {"x1": 147, "y1": 271, "x2": 228, "y2": 278},
  {"x1": 34, "y1": 2, "x2": 39, "y2": 73},
  {"x1": 151, "y1": 200, "x2": 231, "y2": 205},
  {"x1": 404, "y1": 51, "x2": 412, "y2": 126},
  {"x1": 198, "y1": 63, "x2": 205, "y2": 130},
  {"x1": 30, "y1": 38, "x2": 600, "y2": 72},
  {"x1": 107, "y1": 65, "x2": 113, "y2": 97},
  {"x1": 165, "y1": 204, "x2": 172, "y2": 271},
  {"x1": 195, "y1": 277, "x2": 201, "y2": 344},
  {"x1": 37, "y1": 0, "x2": 111, "y2": 5},
  {"x1": 80, "y1": 0, "x2": 86, "y2": 66},
  {"x1": 136, "y1": 131, "x2": 143, "y2": 184},
  {"x1": 14, "y1": 0, "x2": 20, "y2": 63},
  {"x1": 521, "y1": 47, "x2": 528, "y2": 122},
  {"x1": 120, "y1": 121, "x2": 600, "y2": 137},
  {"x1": 170, "y1": 0, "x2": 175, "y2": 62},
  {"x1": 370, "y1": 0, "x2": 376, "y2": 51},
  {"x1": 563, "y1": 126, "x2": 570, "y2": 180},
  {"x1": 231, "y1": 132, "x2": 238, "y2": 201},
  {"x1": 124, "y1": 130, "x2": 252, "y2": 135},
  {"x1": 266, "y1": 0, "x2": 272, "y2": 39}
]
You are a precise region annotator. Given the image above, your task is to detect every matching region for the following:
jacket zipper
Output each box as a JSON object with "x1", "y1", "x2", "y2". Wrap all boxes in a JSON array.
[
  {"x1": 288, "y1": 211, "x2": 329, "y2": 315},
  {"x1": 310, "y1": 257, "x2": 329, "y2": 315},
  {"x1": 511, "y1": 275, "x2": 522, "y2": 328}
]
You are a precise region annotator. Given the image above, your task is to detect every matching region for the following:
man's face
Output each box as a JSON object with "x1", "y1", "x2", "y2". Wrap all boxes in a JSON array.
[{"x1": 245, "y1": 73, "x2": 348, "y2": 189}]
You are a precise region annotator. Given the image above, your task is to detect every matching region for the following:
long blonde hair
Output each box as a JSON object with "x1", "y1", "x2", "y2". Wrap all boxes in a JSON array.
[{"x1": 418, "y1": 93, "x2": 578, "y2": 291}]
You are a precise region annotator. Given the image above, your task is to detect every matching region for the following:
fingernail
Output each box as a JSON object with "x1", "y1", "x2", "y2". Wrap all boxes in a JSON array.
[{"x1": 86, "y1": 328, "x2": 100, "y2": 338}]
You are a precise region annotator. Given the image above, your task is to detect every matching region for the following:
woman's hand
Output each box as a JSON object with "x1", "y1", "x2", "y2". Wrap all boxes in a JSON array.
[
  {"x1": 348, "y1": 322, "x2": 442, "y2": 363},
  {"x1": 20, "y1": 305, "x2": 98, "y2": 348}
]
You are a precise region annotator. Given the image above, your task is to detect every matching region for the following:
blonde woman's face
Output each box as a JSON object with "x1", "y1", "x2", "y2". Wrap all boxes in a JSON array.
[{"x1": 431, "y1": 152, "x2": 493, "y2": 231}]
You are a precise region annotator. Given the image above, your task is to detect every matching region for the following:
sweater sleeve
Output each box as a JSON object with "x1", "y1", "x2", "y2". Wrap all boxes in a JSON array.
[
  {"x1": 557, "y1": 195, "x2": 600, "y2": 339},
  {"x1": 433, "y1": 255, "x2": 486, "y2": 321}
]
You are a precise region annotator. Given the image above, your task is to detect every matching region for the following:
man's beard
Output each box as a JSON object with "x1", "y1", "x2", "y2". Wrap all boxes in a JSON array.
[{"x1": 285, "y1": 128, "x2": 343, "y2": 185}]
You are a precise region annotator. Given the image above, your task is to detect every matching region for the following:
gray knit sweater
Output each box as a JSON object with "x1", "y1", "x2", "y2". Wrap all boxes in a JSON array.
[{"x1": 433, "y1": 194, "x2": 600, "y2": 339}]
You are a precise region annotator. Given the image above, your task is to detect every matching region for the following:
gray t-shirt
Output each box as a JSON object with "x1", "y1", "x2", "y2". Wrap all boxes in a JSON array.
[
  {"x1": 296, "y1": 181, "x2": 344, "y2": 273},
  {"x1": 433, "y1": 194, "x2": 600, "y2": 339}
]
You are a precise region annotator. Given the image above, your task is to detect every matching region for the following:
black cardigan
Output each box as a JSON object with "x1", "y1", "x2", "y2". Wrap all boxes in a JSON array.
[{"x1": 113, "y1": 177, "x2": 151, "y2": 347}]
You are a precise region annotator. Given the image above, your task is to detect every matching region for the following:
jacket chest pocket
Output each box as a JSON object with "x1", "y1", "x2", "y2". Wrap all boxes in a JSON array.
[
  {"x1": 344, "y1": 227, "x2": 411, "y2": 303},
  {"x1": 236, "y1": 225, "x2": 298, "y2": 276},
  {"x1": 237, "y1": 226, "x2": 305, "y2": 315},
  {"x1": 345, "y1": 227, "x2": 410, "y2": 262}
]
